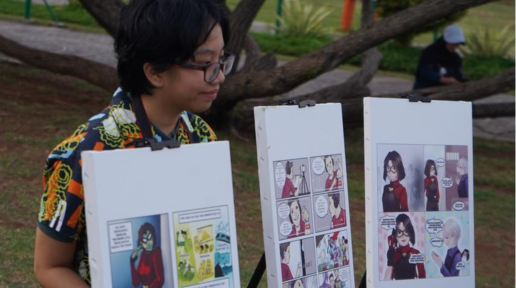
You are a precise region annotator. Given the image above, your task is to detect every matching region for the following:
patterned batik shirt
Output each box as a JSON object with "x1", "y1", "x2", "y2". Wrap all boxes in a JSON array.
[{"x1": 37, "y1": 88, "x2": 216, "y2": 285}]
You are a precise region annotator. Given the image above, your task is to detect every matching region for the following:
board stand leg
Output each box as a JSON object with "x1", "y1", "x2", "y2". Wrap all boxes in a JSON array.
[
  {"x1": 247, "y1": 252, "x2": 266, "y2": 288},
  {"x1": 359, "y1": 270, "x2": 366, "y2": 288}
]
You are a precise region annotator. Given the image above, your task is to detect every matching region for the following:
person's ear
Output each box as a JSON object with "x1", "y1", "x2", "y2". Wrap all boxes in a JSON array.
[{"x1": 143, "y1": 62, "x2": 165, "y2": 88}]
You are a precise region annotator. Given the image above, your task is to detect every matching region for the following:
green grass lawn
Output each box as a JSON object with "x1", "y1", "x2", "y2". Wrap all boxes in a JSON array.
[{"x1": 0, "y1": 61, "x2": 514, "y2": 287}]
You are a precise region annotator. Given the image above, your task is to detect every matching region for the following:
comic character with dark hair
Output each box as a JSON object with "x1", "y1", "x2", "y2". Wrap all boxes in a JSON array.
[
  {"x1": 324, "y1": 156, "x2": 343, "y2": 191},
  {"x1": 431, "y1": 218, "x2": 463, "y2": 277},
  {"x1": 283, "y1": 161, "x2": 300, "y2": 198},
  {"x1": 384, "y1": 214, "x2": 426, "y2": 280},
  {"x1": 34, "y1": 0, "x2": 232, "y2": 286},
  {"x1": 287, "y1": 199, "x2": 310, "y2": 238},
  {"x1": 290, "y1": 279, "x2": 304, "y2": 288},
  {"x1": 131, "y1": 222, "x2": 164, "y2": 288},
  {"x1": 319, "y1": 272, "x2": 331, "y2": 288},
  {"x1": 328, "y1": 193, "x2": 346, "y2": 229},
  {"x1": 382, "y1": 151, "x2": 408, "y2": 212},
  {"x1": 424, "y1": 160, "x2": 440, "y2": 211},
  {"x1": 280, "y1": 242, "x2": 301, "y2": 281},
  {"x1": 455, "y1": 158, "x2": 468, "y2": 198}
]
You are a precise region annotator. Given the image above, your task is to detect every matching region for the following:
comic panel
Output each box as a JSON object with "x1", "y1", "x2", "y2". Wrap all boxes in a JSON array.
[
  {"x1": 317, "y1": 266, "x2": 352, "y2": 288},
  {"x1": 173, "y1": 206, "x2": 234, "y2": 288},
  {"x1": 443, "y1": 146, "x2": 469, "y2": 211},
  {"x1": 377, "y1": 144, "x2": 425, "y2": 212},
  {"x1": 313, "y1": 191, "x2": 347, "y2": 233},
  {"x1": 423, "y1": 145, "x2": 447, "y2": 212},
  {"x1": 274, "y1": 158, "x2": 312, "y2": 199},
  {"x1": 279, "y1": 238, "x2": 317, "y2": 282},
  {"x1": 277, "y1": 196, "x2": 314, "y2": 240},
  {"x1": 315, "y1": 230, "x2": 350, "y2": 273},
  {"x1": 377, "y1": 212, "x2": 426, "y2": 281},
  {"x1": 108, "y1": 214, "x2": 174, "y2": 288},
  {"x1": 282, "y1": 275, "x2": 318, "y2": 288},
  {"x1": 425, "y1": 212, "x2": 470, "y2": 278},
  {"x1": 310, "y1": 154, "x2": 344, "y2": 193}
]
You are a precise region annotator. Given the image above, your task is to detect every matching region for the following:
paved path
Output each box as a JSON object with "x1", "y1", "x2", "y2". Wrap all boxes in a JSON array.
[{"x1": 0, "y1": 19, "x2": 514, "y2": 142}]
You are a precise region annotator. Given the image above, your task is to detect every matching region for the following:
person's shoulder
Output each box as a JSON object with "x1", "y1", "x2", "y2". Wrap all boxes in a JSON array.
[{"x1": 180, "y1": 111, "x2": 217, "y2": 143}]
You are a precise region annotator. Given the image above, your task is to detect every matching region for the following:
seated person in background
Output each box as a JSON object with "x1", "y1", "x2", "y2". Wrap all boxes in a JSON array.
[{"x1": 413, "y1": 25, "x2": 467, "y2": 89}]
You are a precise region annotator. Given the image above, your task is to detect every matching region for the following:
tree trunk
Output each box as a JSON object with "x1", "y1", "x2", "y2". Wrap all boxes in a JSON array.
[
  {"x1": 0, "y1": 35, "x2": 118, "y2": 92},
  {"x1": 77, "y1": 0, "x2": 124, "y2": 38},
  {"x1": 473, "y1": 103, "x2": 515, "y2": 118},
  {"x1": 215, "y1": 0, "x2": 492, "y2": 108}
]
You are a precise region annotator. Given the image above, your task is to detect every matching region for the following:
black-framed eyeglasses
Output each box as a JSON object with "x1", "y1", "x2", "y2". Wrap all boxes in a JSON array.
[
  {"x1": 396, "y1": 229, "x2": 409, "y2": 237},
  {"x1": 179, "y1": 52, "x2": 235, "y2": 83},
  {"x1": 386, "y1": 165, "x2": 397, "y2": 173}
]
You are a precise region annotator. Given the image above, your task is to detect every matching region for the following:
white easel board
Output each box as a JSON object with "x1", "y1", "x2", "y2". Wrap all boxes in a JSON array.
[
  {"x1": 254, "y1": 104, "x2": 355, "y2": 288},
  {"x1": 364, "y1": 97, "x2": 474, "y2": 288},
  {"x1": 82, "y1": 141, "x2": 240, "y2": 288}
]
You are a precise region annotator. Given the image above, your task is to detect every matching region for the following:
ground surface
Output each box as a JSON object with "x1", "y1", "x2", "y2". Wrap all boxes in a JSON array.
[{"x1": 0, "y1": 61, "x2": 514, "y2": 287}]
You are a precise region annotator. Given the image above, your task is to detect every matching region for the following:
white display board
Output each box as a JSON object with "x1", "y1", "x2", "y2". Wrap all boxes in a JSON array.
[
  {"x1": 363, "y1": 97, "x2": 475, "y2": 288},
  {"x1": 254, "y1": 104, "x2": 355, "y2": 288},
  {"x1": 82, "y1": 141, "x2": 240, "y2": 288}
]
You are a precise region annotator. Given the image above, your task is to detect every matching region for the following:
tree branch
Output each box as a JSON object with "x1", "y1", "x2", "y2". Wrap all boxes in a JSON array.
[
  {"x1": 473, "y1": 103, "x2": 515, "y2": 118},
  {"x1": 78, "y1": 0, "x2": 124, "y2": 38},
  {"x1": 217, "y1": 0, "x2": 493, "y2": 105},
  {"x1": 0, "y1": 35, "x2": 118, "y2": 92}
]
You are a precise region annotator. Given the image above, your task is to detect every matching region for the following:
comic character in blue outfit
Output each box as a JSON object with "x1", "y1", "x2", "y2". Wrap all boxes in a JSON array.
[
  {"x1": 431, "y1": 218, "x2": 463, "y2": 277},
  {"x1": 414, "y1": 25, "x2": 467, "y2": 89},
  {"x1": 455, "y1": 158, "x2": 468, "y2": 198}
]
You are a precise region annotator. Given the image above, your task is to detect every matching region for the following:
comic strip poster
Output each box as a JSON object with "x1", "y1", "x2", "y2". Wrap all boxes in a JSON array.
[
  {"x1": 255, "y1": 104, "x2": 355, "y2": 288},
  {"x1": 82, "y1": 141, "x2": 240, "y2": 288},
  {"x1": 364, "y1": 97, "x2": 474, "y2": 287}
]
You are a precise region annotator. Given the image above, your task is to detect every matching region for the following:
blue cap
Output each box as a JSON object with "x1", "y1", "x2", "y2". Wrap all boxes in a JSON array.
[{"x1": 443, "y1": 25, "x2": 466, "y2": 45}]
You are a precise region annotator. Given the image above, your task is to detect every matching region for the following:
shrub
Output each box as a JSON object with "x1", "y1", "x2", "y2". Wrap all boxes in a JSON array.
[
  {"x1": 276, "y1": 0, "x2": 333, "y2": 39},
  {"x1": 461, "y1": 25, "x2": 515, "y2": 58}
]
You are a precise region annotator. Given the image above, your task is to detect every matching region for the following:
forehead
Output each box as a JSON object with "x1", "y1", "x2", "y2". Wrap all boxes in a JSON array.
[{"x1": 194, "y1": 25, "x2": 225, "y2": 56}]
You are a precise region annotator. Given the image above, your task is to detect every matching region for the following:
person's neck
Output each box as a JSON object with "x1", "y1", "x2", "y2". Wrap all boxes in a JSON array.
[{"x1": 140, "y1": 93, "x2": 181, "y2": 136}]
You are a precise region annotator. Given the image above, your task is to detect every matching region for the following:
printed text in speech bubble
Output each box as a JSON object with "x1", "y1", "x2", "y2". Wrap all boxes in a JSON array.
[
  {"x1": 339, "y1": 267, "x2": 350, "y2": 282},
  {"x1": 109, "y1": 222, "x2": 133, "y2": 253},
  {"x1": 179, "y1": 209, "x2": 221, "y2": 224},
  {"x1": 275, "y1": 162, "x2": 286, "y2": 189},
  {"x1": 453, "y1": 201, "x2": 465, "y2": 211},
  {"x1": 279, "y1": 221, "x2": 292, "y2": 236},
  {"x1": 315, "y1": 196, "x2": 328, "y2": 217},
  {"x1": 430, "y1": 237, "x2": 444, "y2": 247},
  {"x1": 312, "y1": 157, "x2": 325, "y2": 175},
  {"x1": 426, "y1": 218, "x2": 443, "y2": 234},
  {"x1": 380, "y1": 216, "x2": 396, "y2": 230},
  {"x1": 442, "y1": 177, "x2": 453, "y2": 188},
  {"x1": 456, "y1": 261, "x2": 466, "y2": 270},
  {"x1": 278, "y1": 203, "x2": 290, "y2": 219},
  {"x1": 409, "y1": 253, "x2": 425, "y2": 264},
  {"x1": 436, "y1": 158, "x2": 445, "y2": 167}
]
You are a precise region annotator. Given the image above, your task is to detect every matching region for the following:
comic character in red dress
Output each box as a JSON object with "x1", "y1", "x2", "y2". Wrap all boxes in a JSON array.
[
  {"x1": 131, "y1": 222, "x2": 165, "y2": 288},
  {"x1": 280, "y1": 242, "x2": 301, "y2": 281},
  {"x1": 324, "y1": 156, "x2": 343, "y2": 191},
  {"x1": 287, "y1": 199, "x2": 311, "y2": 238},
  {"x1": 424, "y1": 160, "x2": 440, "y2": 211},
  {"x1": 328, "y1": 193, "x2": 346, "y2": 229},
  {"x1": 384, "y1": 214, "x2": 426, "y2": 280},
  {"x1": 282, "y1": 161, "x2": 300, "y2": 198},
  {"x1": 382, "y1": 151, "x2": 408, "y2": 212}
]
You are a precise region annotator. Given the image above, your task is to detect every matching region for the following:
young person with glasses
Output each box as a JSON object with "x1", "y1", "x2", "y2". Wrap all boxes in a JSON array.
[
  {"x1": 34, "y1": 0, "x2": 233, "y2": 286},
  {"x1": 381, "y1": 151, "x2": 408, "y2": 212}
]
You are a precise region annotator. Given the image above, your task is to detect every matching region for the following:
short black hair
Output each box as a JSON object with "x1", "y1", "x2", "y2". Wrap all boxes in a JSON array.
[
  {"x1": 288, "y1": 199, "x2": 300, "y2": 224},
  {"x1": 329, "y1": 193, "x2": 340, "y2": 209},
  {"x1": 424, "y1": 159, "x2": 438, "y2": 177},
  {"x1": 383, "y1": 151, "x2": 406, "y2": 181},
  {"x1": 280, "y1": 242, "x2": 290, "y2": 260},
  {"x1": 396, "y1": 213, "x2": 415, "y2": 245},
  {"x1": 115, "y1": 0, "x2": 229, "y2": 97},
  {"x1": 286, "y1": 161, "x2": 293, "y2": 175},
  {"x1": 324, "y1": 155, "x2": 334, "y2": 173}
]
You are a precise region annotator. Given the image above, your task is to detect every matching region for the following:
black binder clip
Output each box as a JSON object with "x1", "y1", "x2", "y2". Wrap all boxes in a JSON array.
[
  {"x1": 134, "y1": 138, "x2": 181, "y2": 151},
  {"x1": 402, "y1": 93, "x2": 431, "y2": 103},
  {"x1": 280, "y1": 98, "x2": 316, "y2": 108}
]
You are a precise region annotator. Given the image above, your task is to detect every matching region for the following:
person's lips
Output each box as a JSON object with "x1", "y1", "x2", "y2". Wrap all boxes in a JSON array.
[{"x1": 201, "y1": 89, "x2": 218, "y2": 100}]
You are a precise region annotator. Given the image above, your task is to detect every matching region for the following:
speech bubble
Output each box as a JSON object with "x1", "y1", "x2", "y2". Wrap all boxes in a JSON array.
[
  {"x1": 436, "y1": 158, "x2": 446, "y2": 167},
  {"x1": 430, "y1": 237, "x2": 444, "y2": 247},
  {"x1": 339, "y1": 267, "x2": 350, "y2": 282},
  {"x1": 453, "y1": 201, "x2": 465, "y2": 211},
  {"x1": 426, "y1": 218, "x2": 444, "y2": 234},
  {"x1": 278, "y1": 203, "x2": 290, "y2": 219},
  {"x1": 409, "y1": 253, "x2": 425, "y2": 264},
  {"x1": 109, "y1": 222, "x2": 134, "y2": 253},
  {"x1": 380, "y1": 216, "x2": 396, "y2": 230},
  {"x1": 442, "y1": 177, "x2": 453, "y2": 188},
  {"x1": 312, "y1": 157, "x2": 325, "y2": 175},
  {"x1": 456, "y1": 261, "x2": 466, "y2": 270},
  {"x1": 275, "y1": 162, "x2": 286, "y2": 189},
  {"x1": 315, "y1": 196, "x2": 328, "y2": 217},
  {"x1": 279, "y1": 221, "x2": 292, "y2": 236},
  {"x1": 179, "y1": 209, "x2": 221, "y2": 224}
]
